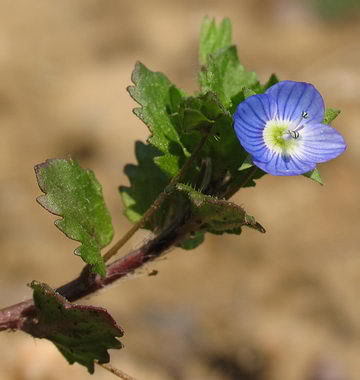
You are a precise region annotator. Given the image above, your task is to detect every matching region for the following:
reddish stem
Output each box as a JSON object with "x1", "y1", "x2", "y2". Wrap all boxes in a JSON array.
[{"x1": 0, "y1": 218, "x2": 193, "y2": 331}]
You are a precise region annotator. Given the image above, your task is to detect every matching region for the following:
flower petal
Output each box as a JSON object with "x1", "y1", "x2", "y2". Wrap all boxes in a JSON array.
[
  {"x1": 299, "y1": 123, "x2": 347, "y2": 163},
  {"x1": 233, "y1": 93, "x2": 275, "y2": 158},
  {"x1": 253, "y1": 152, "x2": 316, "y2": 176},
  {"x1": 265, "y1": 81, "x2": 324, "y2": 125}
]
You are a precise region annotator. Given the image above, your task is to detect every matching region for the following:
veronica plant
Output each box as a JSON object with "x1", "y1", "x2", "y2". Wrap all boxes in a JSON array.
[{"x1": 0, "y1": 17, "x2": 346, "y2": 378}]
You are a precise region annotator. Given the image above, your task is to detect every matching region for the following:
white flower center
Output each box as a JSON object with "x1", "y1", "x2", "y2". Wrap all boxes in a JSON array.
[{"x1": 263, "y1": 120, "x2": 303, "y2": 154}]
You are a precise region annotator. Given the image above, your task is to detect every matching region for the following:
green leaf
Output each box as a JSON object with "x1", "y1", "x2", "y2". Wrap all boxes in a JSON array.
[
  {"x1": 323, "y1": 108, "x2": 341, "y2": 124},
  {"x1": 120, "y1": 143, "x2": 192, "y2": 234},
  {"x1": 35, "y1": 159, "x2": 113, "y2": 276},
  {"x1": 175, "y1": 92, "x2": 265, "y2": 195},
  {"x1": 176, "y1": 183, "x2": 265, "y2": 235},
  {"x1": 177, "y1": 92, "x2": 224, "y2": 135},
  {"x1": 199, "y1": 17, "x2": 232, "y2": 65},
  {"x1": 262, "y1": 73, "x2": 280, "y2": 91},
  {"x1": 181, "y1": 107, "x2": 214, "y2": 133},
  {"x1": 199, "y1": 45, "x2": 258, "y2": 108},
  {"x1": 238, "y1": 155, "x2": 253, "y2": 171},
  {"x1": 120, "y1": 142, "x2": 170, "y2": 228},
  {"x1": 303, "y1": 168, "x2": 324, "y2": 185},
  {"x1": 243, "y1": 88, "x2": 256, "y2": 99},
  {"x1": 24, "y1": 282, "x2": 123, "y2": 374},
  {"x1": 128, "y1": 62, "x2": 186, "y2": 176},
  {"x1": 178, "y1": 92, "x2": 245, "y2": 172},
  {"x1": 221, "y1": 156, "x2": 266, "y2": 194},
  {"x1": 178, "y1": 231, "x2": 205, "y2": 250}
]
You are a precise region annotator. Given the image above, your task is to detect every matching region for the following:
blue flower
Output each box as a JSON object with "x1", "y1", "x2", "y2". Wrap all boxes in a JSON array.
[{"x1": 233, "y1": 81, "x2": 346, "y2": 176}]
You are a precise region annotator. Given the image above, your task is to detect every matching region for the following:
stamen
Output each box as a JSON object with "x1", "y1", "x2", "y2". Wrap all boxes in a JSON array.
[
  {"x1": 287, "y1": 130, "x2": 300, "y2": 139},
  {"x1": 294, "y1": 110, "x2": 309, "y2": 127}
]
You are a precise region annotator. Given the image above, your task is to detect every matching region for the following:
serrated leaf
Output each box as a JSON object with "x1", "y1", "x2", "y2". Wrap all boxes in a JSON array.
[
  {"x1": 323, "y1": 108, "x2": 341, "y2": 124},
  {"x1": 303, "y1": 168, "x2": 324, "y2": 185},
  {"x1": 24, "y1": 282, "x2": 123, "y2": 374},
  {"x1": 199, "y1": 45, "x2": 258, "y2": 109},
  {"x1": 128, "y1": 62, "x2": 186, "y2": 176},
  {"x1": 176, "y1": 183, "x2": 265, "y2": 235},
  {"x1": 35, "y1": 159, "x2": 113, "y2": 276},
  {"x1": 199, "y1": 17, "x2": 232, "y2": 65},
  {"x1": 174, "y1": 92, "x2": 265, "y2": 195}
]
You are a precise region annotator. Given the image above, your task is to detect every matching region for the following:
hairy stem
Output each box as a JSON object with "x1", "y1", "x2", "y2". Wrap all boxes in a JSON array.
[
  {"x1": 223, "y1": 165, "x2": 259, "y2": 199},
  {"x1": 102, "y1": 132, "x2": 211, "y2": 263},
  {"x1": 97, "y1": 362, "x2": 137, "y2": 380},
  {"x1": 0, "y1": 216, "x2": 195, "y2": 331},
  {"x1": 0, "y1": 130, "x2": 211, "y2": 331}
]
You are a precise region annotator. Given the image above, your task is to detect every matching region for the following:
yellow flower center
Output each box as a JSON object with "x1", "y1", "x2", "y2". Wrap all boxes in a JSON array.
[{"x1": 263, "y1": 120, "x2": 300, "y2": 154}]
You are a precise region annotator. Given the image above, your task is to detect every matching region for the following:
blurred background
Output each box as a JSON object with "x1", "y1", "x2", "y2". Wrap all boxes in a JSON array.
[{"x1": 0, "y1": 0, "x2": 359, "y2": 379}]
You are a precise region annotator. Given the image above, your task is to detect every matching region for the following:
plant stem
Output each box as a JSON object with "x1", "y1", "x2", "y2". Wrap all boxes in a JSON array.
[
  {"x1": 223, "y1": 165, "x2": 259, "y2": 199},
  {"x1": 97, "y1": 362, "x2": 137, "y2": 380},
  {"x1": 0, "y1": 215, "x2": 196, "y2": 331},
  {"x1": 0, "y1": 131, "x2": 210, "y2": 330},
  {"x1": 102, "y1": 132, "x2": 210, "y2": 263}
]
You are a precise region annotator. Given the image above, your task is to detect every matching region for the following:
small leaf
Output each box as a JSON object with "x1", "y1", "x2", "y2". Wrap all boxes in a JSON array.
[
  {"x1": 176, "y1": 183, "x2": 265, "y2": 235},
  {"x1": 239, "y1": 155, "x2": 254, "y2": 171},
  {"x1": 24, "y1": 282, "x2": 123, "y2": 374},
  {"x1": 35, "y1": 159, "x2": 113, "y2": 276},
  {"x1": 128, "y1": 62, "x2": 186, "y2": 176},
  {"x1": 199, "y1": 17, "x2": 232, "y2": 65},
  {"x1": 174, "y1": 92, "x2": 264, "y2": 194},
  {"x1": 243, "y1": 88, "x2": 256, "y2": 99},
  {"x1": 262, "y1": 73, "x2": 280, "y2": 91},
  {"x1": 303, "y1": 167, "x2": 324, "y2": 185},
  {"x1": 120, "y1": 142, "x2": 170, "y2": 229},
  {"x1": 323, "y1": 108, "x2": 341, "y2": 124}
]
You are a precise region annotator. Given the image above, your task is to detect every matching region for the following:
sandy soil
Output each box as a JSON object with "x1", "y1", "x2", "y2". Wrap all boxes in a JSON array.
[{"x1": 0, "y1": 1, "x2": 359, "y2": 379}]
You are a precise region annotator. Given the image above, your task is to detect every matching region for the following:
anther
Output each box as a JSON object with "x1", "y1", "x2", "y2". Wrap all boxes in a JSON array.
[
  {"x1": 302, "y1": 111, "x2": 309, "y2": 119},
  {"x1": 288, "y1": 130, "x2": 300, "y2": 139}
]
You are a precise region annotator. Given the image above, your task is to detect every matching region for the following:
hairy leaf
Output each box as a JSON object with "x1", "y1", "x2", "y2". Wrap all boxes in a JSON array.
[
  {"x1": 128, "y1": 62, "x2": 186, "y2": 176},
  {"x1": 324, "y1": 108, "x2": 341, "y2": 124},
  {"x1": 24, "y1": 282, "x2": 123, "y2": 374},
  {"x1": 176, "y1": 183, "x2": 265, "y2": 235},
  {"x1": 199, "y1": 17, "x2": 232, "y2": 65},
  {"x1": 243, "y1": 88, "x2": 257, "y2": 99},
  {"x1": 199, "y1": 45, "x2": 258, "y2": 109},
  {"x1": 35, "y1": 159, "x2": 113, "y2": 276}
]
